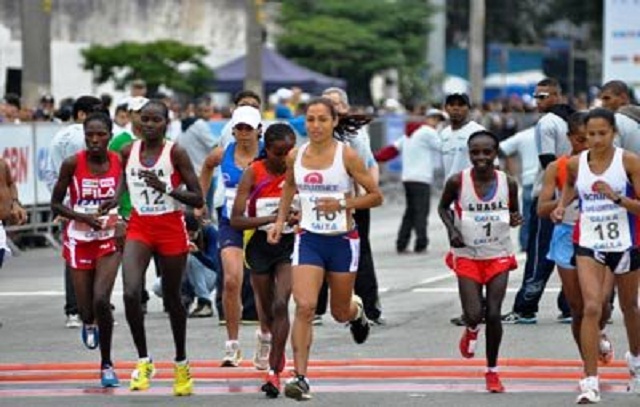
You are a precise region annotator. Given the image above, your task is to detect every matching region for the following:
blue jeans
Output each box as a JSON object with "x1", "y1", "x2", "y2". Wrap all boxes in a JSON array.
[
  {"x1": 184, "y1": 255, "x2": 216, "y2": 304},
  {"x1": 519, "y1": 184, "x2": 533, "y2": 252},
  {"x1": 512, "y1": 197, "x2": 570, "y2": 316}
]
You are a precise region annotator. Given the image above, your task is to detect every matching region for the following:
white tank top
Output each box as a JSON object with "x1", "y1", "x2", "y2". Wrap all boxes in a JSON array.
[
  {"x1": 295, "y1": 141, "x2": 353, "y2": 234},
  {"x1": 453, "y1": 169, "x2": 513, "y2": 259},
  {"x1": 127, "y1": 140, "x2": 181, "y2": 215},
  {"x1": 576, "y1": 148, "x2": 634, "y2": 251}
]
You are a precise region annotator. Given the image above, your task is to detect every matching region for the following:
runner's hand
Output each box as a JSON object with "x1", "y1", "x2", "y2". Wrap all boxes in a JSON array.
[
  {"x1": 75, "y1": 213, "x2": 103, "y2": 230},
  {"x1": 550, "y1": 206, "x2": 565, "y2": 223},
  {"x1": 99, "y1": 199, "x2": 118, "y2": 215},
  {"x1": 10, "y1": 202, "x2": 27, "y2": 225},
  {"x1": 139, "y1": 170, "x2": 166, "y2": 193},
  {"x1": 447, "y1": 227, "x2": 465, "y2": 248},
  {"x1": 267, "y1": 221, "x2": 283, "y2": 244},
  {"x1": 509, "y1": 212, "x2": 524, "y2": 227}
]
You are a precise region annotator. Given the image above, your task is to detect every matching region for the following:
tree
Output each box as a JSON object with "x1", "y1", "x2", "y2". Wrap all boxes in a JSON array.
[
  {"x1": 277, "y1": 0, "x2": 434, "y2": 105},
  {"x1": 81, "y1": 40, "x2": 213, "y2": 98}
]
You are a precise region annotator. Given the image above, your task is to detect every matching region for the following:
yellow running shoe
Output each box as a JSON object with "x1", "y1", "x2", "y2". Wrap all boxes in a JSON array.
[
  {"x1": 129, "y1": 359, "x2": 155, "y2": 391},
  {"x1": 173, "y1": 362, "x2": 194, "y2": 396}
]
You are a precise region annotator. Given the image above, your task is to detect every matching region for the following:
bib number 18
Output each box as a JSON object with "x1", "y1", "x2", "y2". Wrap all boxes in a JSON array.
[{"x1": 594, "y1": 222, "x2": 620, "y2": 241}]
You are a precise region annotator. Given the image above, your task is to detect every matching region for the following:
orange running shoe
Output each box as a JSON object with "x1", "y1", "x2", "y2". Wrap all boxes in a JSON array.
[
  {"x1": 459, "y1": 327, "x2": 479, "y2": 359},
  {"x1": 485, "y1": 371, "x2": 505, "y2": 393}
]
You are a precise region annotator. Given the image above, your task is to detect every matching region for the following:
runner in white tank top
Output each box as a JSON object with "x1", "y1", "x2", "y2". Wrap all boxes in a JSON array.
[
  {"x1": 101, "y1": 100, "x2": 204, "y2": 396},
  {"x1": 553, "y1": 108, "x2": 640, "y2": 404},
  {"x1": 439, "y1": 130, "x2": 523, "y2": 394},
  {"x1": 267, "y1": 98, "x2": 383, "y2": 401}
]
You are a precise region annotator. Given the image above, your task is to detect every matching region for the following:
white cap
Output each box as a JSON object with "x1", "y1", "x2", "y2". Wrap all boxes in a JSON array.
[
  {"x1": 231, "y1": 106, "x2": 261, "y2": 129},
  {"x1": 276, "y1": 87, "x2": 293, "y2": 101},
  {"x1": 128, "y1": 96, "x2": 149, "y2": 112},
  {"x1": 425, "y1": 108, "x2": 448, "y2": 120}
]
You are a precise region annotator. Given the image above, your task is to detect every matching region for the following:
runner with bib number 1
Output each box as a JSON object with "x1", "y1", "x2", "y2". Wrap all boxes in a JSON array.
[{"x1": 438, "y1": 130, "x2": 523, "y2": 394}]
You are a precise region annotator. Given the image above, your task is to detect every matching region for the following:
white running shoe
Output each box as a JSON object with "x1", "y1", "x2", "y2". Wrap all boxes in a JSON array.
[
  {"x1": 252, "y1": 330, "x2": 271, "y2": 371},
  {"x1": 221, "y1": 341, "x2": 242, "y2": 367},
  {"x1": 576, "y1": 376, "x2": 600, "y2": 404},
  {"x1": 65, "y1": 314, "x2": 81, "y2": 329},
  {"x1": 626, "y1": 351, "x2": 640, "y2": 394}
]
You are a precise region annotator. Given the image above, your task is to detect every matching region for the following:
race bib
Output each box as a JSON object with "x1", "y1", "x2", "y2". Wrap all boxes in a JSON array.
[
  {"x1": 300, "y1": 192, "x2": 348, "y2": 234},
  {"x1": 224, "y1": 188, "x2": 237, "y2": 219},
  {"x1": 131, "y1": 185, "x2": 173, "y2": 215},
  {"x1": 579, "y1": 208, "x2": 631, "y2": 252},
  {"x1": 459, "y1": 210, "x2": 510, "y2": 247},
  {"x1": 256, "y1": 197, "x2": 295, "y2": 233},
  {"x1": 68, "y1": 205, "x2": 118, "y2": 241}
]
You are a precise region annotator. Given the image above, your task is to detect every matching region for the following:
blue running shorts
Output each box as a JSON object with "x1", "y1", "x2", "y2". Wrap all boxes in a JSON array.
[{"x1": 292, "y1": 229, "x2": 360, "y2": 273}]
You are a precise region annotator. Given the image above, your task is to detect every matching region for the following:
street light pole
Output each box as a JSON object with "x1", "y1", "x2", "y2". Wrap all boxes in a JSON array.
[
  {"x1": 244, "y1": 0, "x2": 264, "y2": 100},
  {"x1": 468, "y1": 0, "x2": 485, "y2": 105},
  {"x1": 20, "y1": 0, "x2": 51, "y2": 107}
]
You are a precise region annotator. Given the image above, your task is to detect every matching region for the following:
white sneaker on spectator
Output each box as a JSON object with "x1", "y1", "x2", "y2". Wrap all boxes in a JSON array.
[{"x1": 65, "y1": 314, "x2": 81, "y2": 329}]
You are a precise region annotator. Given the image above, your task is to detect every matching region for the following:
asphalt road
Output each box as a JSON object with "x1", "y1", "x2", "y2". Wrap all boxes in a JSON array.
[{"x1": 1, "y1": 200, "x2": 639, "y2": 406}]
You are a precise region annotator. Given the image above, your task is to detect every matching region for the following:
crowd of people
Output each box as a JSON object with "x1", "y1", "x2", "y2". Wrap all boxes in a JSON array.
[{"x1": 0, "y1": 75, "x2": 639, "y2": 404}]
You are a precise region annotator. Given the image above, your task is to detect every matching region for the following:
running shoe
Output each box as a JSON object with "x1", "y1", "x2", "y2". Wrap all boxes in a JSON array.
[
  {"x1": 576, "y1": 376, "x2": 600, "y2": 404},
  {"x1": 556, "y1": 313, "x2": 573, "y2": 324},
  {"x1": 349, "y1": 295, "x2": 371, "y2": 344},
  {"x1": 459, "y1": 327, "x2": 479, "y2": 359},
  {"x1": 253, "y1": 330, "x2": 271, "y2": 371},
  {"x1": 100, "y1": 365, "x2": 120, "y2": 388},
  {"x1": 598, "y1": 333, "x2": 614, "y2": 365},
  {"x1": 261, "y1": 370, "x2": 281, "y2": 398},
  {"x1": 129, "y1": 359, "x2": 155, "y2": 391},
  {"x1": 189, "y1": 303, "x2": 213, "y2": 318},
  {"x1": 284, "y1": 375, "x2": 311, "y2": 401},
  {"x1": 312, "y1": 315, "x2": 323, "y2": 326},
  {"x1": 221, "y1": 341, "x2": 242, "y2": 367},
  {"x1": 450, "y1": 315, "x2": 465, "y2": 326},
  {"x1": 65, "y1": 314, "x2": 81, "y2": 329},
  {"x1": 81, "y1": 324, "x2": 99, "y2": 350},
  {"x1": 501, "y1": 311, "x2": 537, "y2": 324},
  {"x1": 173, "y1": 362, "x2": 194, "y2": 396},
  {"x1": 626, "y1": 351, "x2": 640, "y2": 394},
  {"x1": 485, "y1": 371, "x2": 505, "y2": 393}
]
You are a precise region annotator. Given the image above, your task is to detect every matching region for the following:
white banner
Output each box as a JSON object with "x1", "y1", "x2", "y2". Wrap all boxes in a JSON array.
[
  {"x1": 603, "y1": 0, "x2": 640, "y2": 94},
  {"x1": 0, "y1": 125, "x2": 36, "y2": 205}
]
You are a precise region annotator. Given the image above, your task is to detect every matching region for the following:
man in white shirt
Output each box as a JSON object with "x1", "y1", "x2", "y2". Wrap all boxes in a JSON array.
[
  {"x1": 503, "y1": 78, "x2": 573, "y2": 324},
  {"x1": 392, "y1": 109, "x2": 447, "y2": 253},
  {"x1": 499, "y1": 127, "x2": 538, "y2": 251},
  {"x1": 599, "y1": 80, "x2": 640, "y2": 154},
  {"x1": 440, "y1": 93, "x2": 486, "y2": 180},
  {"x1": 44, "y1": 96, "x2": 104, "y2": 329}
]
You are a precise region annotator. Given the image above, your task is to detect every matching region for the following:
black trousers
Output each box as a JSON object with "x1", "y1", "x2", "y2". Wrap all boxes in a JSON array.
[
  {"x1": 64, "y1": 263, "x2": 78, "y2": 316},
  {"x1": 396, "y1": 182, "x2": 431, "y2": 251},
  {"x1": 316, "y1": 209, "x2": 382, "y2": 320}
]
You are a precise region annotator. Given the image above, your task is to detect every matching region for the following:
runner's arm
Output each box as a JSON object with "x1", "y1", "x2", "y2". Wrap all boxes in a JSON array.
[
  {"x1": 230, "y1": 167, "x2": 277, "y2": 230},
  {"x1": 437, "y1": 174, "x2": 464, "y2": 248},
  {"x1": 343, "y1": 146, "x2": 383, "y2": 210},
  {"x1": 537, "y1": 162, "x2": 559, "y2": 218},
  {"x1": 170, "y1": 145, "x2": 204, "y2": 209},
  {"x1": 199, "y1": 147, "x2": 223, "y2": 198}
]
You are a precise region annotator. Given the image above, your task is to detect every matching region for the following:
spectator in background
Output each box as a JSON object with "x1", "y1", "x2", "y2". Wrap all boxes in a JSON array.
[
  {"x1": 112, "y1": 103, "x2": 130, "y2": 135},
  {"x1": 599, "y1": 80, "x2": 640, "y2": 155},
  {"x1": 100, "y1": 93, "x2": 113, "y2": 113},
  {"x1": 130, "y1": 79, "x2": 147, "y2": 98},
  {"x1": 2, "y1": 94, "x2": 21, "y2": 124},
  {"x1": 274, "y1": 88, "x2": 293, "y2": 119},
  {"x1": 499, "y1": 126, "x2": 538, "y2": 252},
  {"x1": 33, "y1": 94, "x2": 56, "y2": 121},
  {"x1": 176, "y1": 98, "x2": 217, "y2": 175},
  {"x1": 56, "y1": 98, "x2": 75, "y2": 123},
  {"x1": 153, "y1": 211, "x2": 219, "y2": 318}
]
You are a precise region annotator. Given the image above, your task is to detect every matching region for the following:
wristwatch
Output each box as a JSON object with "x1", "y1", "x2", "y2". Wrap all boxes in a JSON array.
[
  {"x1": 613, "y1": 196, "x2": 622, "y2": 205},
  {"x1": 338, "y1": 198, "x2": 347, "y2": 210},
  {"x1": 164, "y1": 184, "x2": 173, "y2": 195}
]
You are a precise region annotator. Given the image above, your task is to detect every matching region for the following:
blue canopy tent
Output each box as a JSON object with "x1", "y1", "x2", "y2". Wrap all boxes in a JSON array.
[{"x1": 212, "y1": 48, "x2": 346, "y2": 95}]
